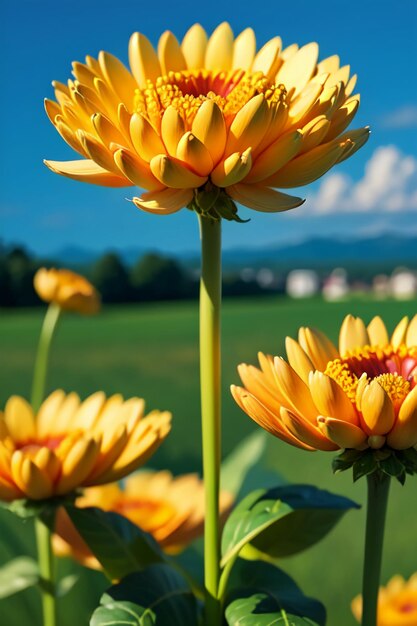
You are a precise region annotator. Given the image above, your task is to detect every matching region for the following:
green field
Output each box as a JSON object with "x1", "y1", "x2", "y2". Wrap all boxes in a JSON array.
[{"x1": 1, "y1": 296, "x2": 416, "y2": 625}]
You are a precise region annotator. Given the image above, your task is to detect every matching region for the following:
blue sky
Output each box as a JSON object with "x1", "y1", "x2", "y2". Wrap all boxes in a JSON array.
[{"x1": 1, "y1": 0, "x2": 417, "y2": 256}]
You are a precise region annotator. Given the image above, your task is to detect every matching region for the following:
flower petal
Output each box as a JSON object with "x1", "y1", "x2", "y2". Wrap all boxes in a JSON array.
[
  {"x1": 285, "y1": 337, "x2": 314, "y2": 383},
  {"x1": 228, "y1": 184, "x2": 304, "y2": 213},
  {"x1": 387, "y1": 385, "x2": 417, "y2": 449},
  {"x1": 205, "y1": 22, "x2": 234, "y2": 72},
  {"x1": 232, "y1": 28, "x2": 256, "y2": 71},
  {"x1": 128, "y1": 32, "x2": 161, "y2": 88},
  {"x1": 161, "y1": 106, "x2": 185, "y2": 156},
  {"x1": 114, "y1": 148, "x2": 164, "y2": 190},
  {"x1": 225, "y1": 94, "x2": 270, "y2": 154},
  {"x1": 391, "y1": 316, "x2": 409, "y2": 350},
  {"x1": 44, "y1": 159, "x2": 131, "y2": 187},
  {"x1": 211, "y1": 149, "x2": 252, "y2": 187},
  {"x1": 367, "y1": 316, "x2": 389, "y2": 346},
  {"x1": 192, "y1": 100, "x2": 226, "y2": 165},
  {"x1": 4, "y1": 397, "x2": 36, "y2": 443},
  {"x1": 158, "y1": 31, "x2": 187, "y2": 74},
  {"x1": 360, "y1": 380, "x2": 395, "y2": 435},
  {"x1": 280, "y1": 407, "x2": 338, "y2": 451},
  {"x1": 245, "y1": 130, "x2": 302, "y2": 183},
  {"x1": 317, "y1": 417, "x2": 367, "y2": 449},
  {"x1": 309, "y1": 371, "x2": 358, "y2": 423},
  {"x1": 150, "y1": 155, "x2": 207, "y2": 188},
  {"x1": 176, "y1": 132, "x2": 213, "y2": 176},
  {"x1": 406, "y1": 314, "x2": 417, "y2": 348},
  {"x1": 339, "y1": 315, "x2": 369, "y2": 356},
  {"x1": 98, "y1": 51, "x2": 138, "y2": 108},
  {"x1": 252, "y1": 37, "x2": 282, "y2": 78},
  {"x1": 133, "y1": 188, "x2": 193, "y2": 215},
  {"x1": 276, "y1": 42, "x2": 319, "y2": 96}
]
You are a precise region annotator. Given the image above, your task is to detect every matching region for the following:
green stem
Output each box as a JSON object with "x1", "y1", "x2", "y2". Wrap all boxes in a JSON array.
[
  {"x1": 31, "y1": 303, "x2": 61, "y2": 412},
  {"x1": 361, "y1": 471, "x2": 390, "y2": 626},
  {"x1": 35, "y1": 516, "x2": 56, "y2": 626},
  {"x1": 217, "y1": 554, "x2": 237, "y2": 607},
  {"x1": 198, "y1": 215, "x2": 222, "y2": 626}
]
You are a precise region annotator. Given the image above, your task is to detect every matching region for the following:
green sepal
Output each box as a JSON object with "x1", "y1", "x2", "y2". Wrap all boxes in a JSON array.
[
  {"x1": 188, "y1": 183, "x2": 250, "y2": 222},
  {"x1": 332, "y1": 446, "x2": 417, "y2": 484},
  {"x1": 0, "y1": 492, "x2": 78, "y2": 520}
]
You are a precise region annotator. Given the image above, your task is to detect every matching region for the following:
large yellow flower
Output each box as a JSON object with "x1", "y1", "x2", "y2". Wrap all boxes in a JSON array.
[
  {"x1": 44, "y1": 23, "x2": 369, "y2": 217},
  {"x1": 34, "y1": 267, "x2": 100, "y2": 315},
  {"x1": 54, "y1": 470, "x2": 233, "y2": 565},
  {"x1": 352, "y1": 574, "x2": 417, "y2": 625},
  {"x1": 231, "y1": 315, "x2": 417, "y2": 452},
  {"x1": 0, "y1": 391, "x2": 171, "y2": 501}
]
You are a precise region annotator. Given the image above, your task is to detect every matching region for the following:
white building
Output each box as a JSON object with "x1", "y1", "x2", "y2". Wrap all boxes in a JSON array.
[
  {"x1": 390, "y1": 268, "x2": 417, "y2": 300},
  {"x1": 286, "y1": 270, "x2": 319, "y2": 299}
]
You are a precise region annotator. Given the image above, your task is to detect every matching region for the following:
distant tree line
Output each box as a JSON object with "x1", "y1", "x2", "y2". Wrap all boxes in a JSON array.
[{"x1": 0, "y1": 244, "x2": 267, "y2": 308}]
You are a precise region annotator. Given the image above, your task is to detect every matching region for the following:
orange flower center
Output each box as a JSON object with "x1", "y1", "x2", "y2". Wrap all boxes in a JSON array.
[
  {"x1": 325, "y1": 346, "x2": 417, "y2": 406},
  {"x1": 134, "y1": 68, "x2": 286, "y2": 126}
]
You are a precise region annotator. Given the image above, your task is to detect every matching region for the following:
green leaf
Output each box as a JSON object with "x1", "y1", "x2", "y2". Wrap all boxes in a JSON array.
[
  {"x1": 56, "y1": 574, "x2": 79, "y2": 598},
  {"x1": 90, "y1": 564, "x2": 200, "y2": 626},
  {"x1": 0, "y1": 557, "x2": 40, "y2": 598},
  {"x1": 225, "y1": 559, "x2": 325, "y2": 626},
  {"x1": 221, "y1": 484, "x2": 359, "y2": 566},
  {"x1": 0, "y1": 493, "x2": 77, "y2": 520},
  {"x1": 65, "y1": 506, "x2": 163, "y2": 580}
]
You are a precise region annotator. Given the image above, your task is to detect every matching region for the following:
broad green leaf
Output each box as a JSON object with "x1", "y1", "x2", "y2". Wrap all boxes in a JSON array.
[
  {"x1": 225, "y1": 559, "x2": 325, "y2": 626},
  {"x1": 65, "y1": 506, "x2": 163, "y2": 580},
  {"x1": 221, "y1": 484, "x2": 359, "y2": 566},
  {"x1": 0, "y1": 557, "x2": 39, "y2": 598},
  {"x1": 91, "y1": 564, "x2": 200, "y2": 626}
]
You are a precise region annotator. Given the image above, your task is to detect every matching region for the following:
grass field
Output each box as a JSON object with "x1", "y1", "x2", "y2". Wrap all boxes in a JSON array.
[{"x1": 1, "y1": 296, "x2": 416, "y2": 625}]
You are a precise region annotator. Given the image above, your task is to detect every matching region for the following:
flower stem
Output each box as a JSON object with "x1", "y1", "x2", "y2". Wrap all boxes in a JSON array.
[
  {"x1": 361, "y1": 471, "x2": 390, "y2": 626},
  {"x1": 198, "y1": 215, "x2": 222, "y2": 626},
  {"x1": 35, "y1": 516, "x2": 56, "y2": 626},
  {"x1": 31, "y1": 303, "x2": 61, "y2": 412}
]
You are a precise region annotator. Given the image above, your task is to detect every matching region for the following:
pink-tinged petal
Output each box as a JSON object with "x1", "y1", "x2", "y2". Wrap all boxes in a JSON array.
[
  {"x1": 44, "y1": 159, "x2": 132, "y2": 187},
  {"x1": 133, "y1": 188, "x2": 193, "y2": 215},
  {"x1": 228, "y1": 184, "x2": 304, "y2": 213}
]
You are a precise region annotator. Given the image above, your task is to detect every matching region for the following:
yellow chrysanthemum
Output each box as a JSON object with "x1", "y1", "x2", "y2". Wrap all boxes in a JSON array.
[
  {"x1": 231, "y1": 314, "x2": 417, "y2": 452},
  {"x1": 34, "y1": 267, "x2": 100, "y2": 315},
  {"x1": 54, "y1": 470, "x2": 233, "y2": 565},
  {"x1": 0, "y1": 391, "x2": 171, "y2": 501},
  {"x1": 44, "y1": 22, "x2": 369, "y2": 217},
  {"x1": 352, "y1": 574, "x2": 417, "y2": 625}
]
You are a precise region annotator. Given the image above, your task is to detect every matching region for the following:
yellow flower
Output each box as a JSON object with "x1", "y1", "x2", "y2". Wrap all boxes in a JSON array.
[
  {"x1": 44, "y1": 23, "x2": 369, "y2": 217},
  {"x1": 352, "y1": 574, "x2": 417, "y2": 625},
  {"x1": 0, "y1": 391, "x2": 171, "y2": 501},
  {"x1": 231, "y1": 314, "x2": 417, "y2": 452},
  {"x1": 34, "y1": 267, "x2": 100, "y2": 315},
  {"x1": 54, "y1": 470, "x2": 233, "y2": 565}
]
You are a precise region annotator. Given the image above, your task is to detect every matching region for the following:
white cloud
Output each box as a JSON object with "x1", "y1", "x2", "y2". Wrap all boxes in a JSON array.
[
  {"x1": 306, "y1": 146, "x2": 417, "y2": 215},
  {"x1": 380, "y1": 105, "x2": 417, "y2": 129}
]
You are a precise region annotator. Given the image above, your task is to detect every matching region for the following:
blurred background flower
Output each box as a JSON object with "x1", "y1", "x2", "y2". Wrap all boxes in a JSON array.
[
  {"x1": 352, "y1": 574, "x2": 417, "y2": 625},
  {"x1": 54, "y1": 469, "x2": 233, "y2": 566},
  {"x1": 0, "y1": 391, "x2": 171, "y2": 500},
  {"x1": 34, "y1": 267, "x2": 100, "y2": 315}
]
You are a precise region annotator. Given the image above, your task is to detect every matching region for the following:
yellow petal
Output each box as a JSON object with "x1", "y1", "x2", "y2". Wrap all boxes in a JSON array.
[
  {"x1": 325, "y1": 97, "x2": 360, "y2": 142},
  {"x1": 339, "y1": 315, "x2": 369, "y2": 356},
  {"x1": 387, "y1": 386, "x2": 417, "y2": 449},
  {"x1": 181, "y1": 24, "x2": 208, "y2": 70},
  {"x1": 114, "y1": 148, "x2": 164, "y2": 190},
  {"x1": 57, "y1": 438, "x2": 100, "y2": 494},
  {"x1": 367, "y1": 316, "x2": 389, "y2": 346},
  {"x1": 309, "y1": 371, "x2": 358, "y2": 423},
  {"x1": 360, "y1": 380, "x2": 395, "y2": 435},
  {"x1": 280, "y1": 407, "x2": 337, "y2": 451},
  {"x1": 4, "y1": 396, "x2": 36, "y2": 443},
  {"x1": 98, "y1": 51, "x2": 138, "y2": 108},
  {"x1": 211, "y1": 149, "x2": 252, "y2": 187},
  {"x1": 37, "y1": 391, "x2": 67, "y2": 439},
  {"x1": 161, "y1": 106, "x2": 185, "y2": 156},
  {"x1": 73, "y1": 392, "x2": 106, "y2": 431},
  {"x1": 252, "y1": 37, "x2": 282, "y2": 78},
  {"x1": 232, "y1": 28, "x2": 256, "y2": 71},
  {"x1": 11, "y1": 452, "x2": 53, "y2": 500},
  {"x1": 44, "y1": 159, "x2": 131, "y2": 187},
  {"x1": 336, "y1": 127, "x2": 370, "y2": 164},
  {"x1": 228, "y1": 184, "x2": 304, "y2": 213},
  {"x1": 150, "y1": 155, "x2": 207, "y2": 189},
  {"x1": 44, "y1": 98, "x2": 62, "y2": 124},
  {"x1": 326, "y1": 65, "x2": 351, "y2": 88},
  {"x1": 55, "y1": 120, "x2": 88, "y2": 158},
  {"x1": 406, "y1": 314, "x2": 417, "y2": 347},
  {"x1": 128, "y1": 32, "x2": 161, "y2": 88},
  {"x1": 78, "y1": 131, "x2": 119, "y2": 173},
  {"x1": 317, "y1": 417, "x2": 367, "y2": 449},
  {"x1": 286, "y1": 82, "x2": 323, "y2": 127},
  {"x1": 345, "y1": 74, "x2": 358, "y2": 97},
  {"x1": 92, "y1": 112, "x2": 125, "y2": 147},
  {"x1": 34, "y1": 448, "x2": 61, "y2": 484},
  {"x1": 245, "y1": 130, "x2": 302, "y2": 183},
  {"x1": 276, "y1": 42, "x2": 319, "y2": 96},
  {"x1": 317, "y1": 55, "x2": 340, "y2": 74},
  {"x1": 133, "y1": 187, "x2": 193, "y2": 215},
  {"x1": 264, "y1": 140, "x2": 344, "y2": 188},
  {"x1": 130, "y1": 113, "x2": 166, "y2": 162},
  {"x1": 205, "y1": 22, "x2": 234, "y2": 71},
  {"x1": 391, "y1": 316, "x2": 409, "y2": 350},
  {"x1": 298, "y1": 327, "x2": 338, "y2": 369},
  {"x1": 299, "y1": 116, "x2": 331, "y2": 153},
  {"x1": 0, "y1": 476, "x2": 21, "y2": 501},
  {"x1": 176, "y1": 132, "x2": 213, "y2": 176},
  {"x1": 273, "y1": 357, "x2": 319, "y2": 423},
  {"x1": 225, "y1": 94, "x2": 269, "y2": 154},
  {"x1": 192, "y1": 100, "x2": 226, "y2": 165},
  {"x1": 285, "y1": 337, "x2": 314, "y2": 383},
  {"x1": 158, "y1": 31, "x2": 187, "y2": 74}
]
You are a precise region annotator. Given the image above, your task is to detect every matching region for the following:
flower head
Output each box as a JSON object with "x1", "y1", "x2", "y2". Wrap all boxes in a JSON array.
[
  {"x1": 232, "y1": 315, "x2": 417, "y2": 456},
  {"x1": 44, "y1": 23, "x2": 369, "y2": 218},
  {"x1": 352, "y1": 574, "x2": 417, "y2": 625},
  {"x1": 0, "y1": 391, "x2": 171, "y2": 501},
  {"x1": 34, "y1": 267, "x2": 100, "y2": 314},
  {"x1": 54, "y1": 470, "x2": 233, "y2": 564}
]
